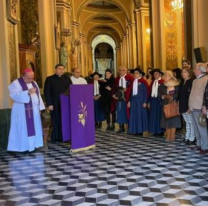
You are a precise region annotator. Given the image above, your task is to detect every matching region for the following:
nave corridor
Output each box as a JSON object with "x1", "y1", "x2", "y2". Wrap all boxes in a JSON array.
[{"x1": 0, "y1": 131, "x2": 208, "y2": 206}]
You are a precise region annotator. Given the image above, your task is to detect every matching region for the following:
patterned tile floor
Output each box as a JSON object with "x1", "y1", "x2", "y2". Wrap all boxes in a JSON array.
[{"x1": 0, "y1": 130, "x2": 208, "y2": 206}]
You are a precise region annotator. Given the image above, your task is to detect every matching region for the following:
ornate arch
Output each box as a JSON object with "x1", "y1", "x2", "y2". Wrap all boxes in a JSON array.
[
  {"x1": 85, "y1": 24, "x2": 122, "y2": 41},
  {"x1": 76, "y1": 0, "x2": 130, "y2": 23},
  {"x1": 91, "y1": 34, "x2": 117, "y2": 73},
  {"x1": 82, "y1": 13, "x2": 125, "y2": 34}
]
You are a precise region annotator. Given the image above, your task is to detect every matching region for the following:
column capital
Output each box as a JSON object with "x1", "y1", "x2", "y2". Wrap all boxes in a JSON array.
[
  {"x1": 79, "y1": 33, "x2": 85, "y2": 38},
  {"x1": 71, "y1": 21, "x2": 79, "y2": 27},
  {"x1": 56, "y1": 0, "x2": 72, "y2": 11},
  {"x1": 127, "y1": 23, "x2": 135, "y2": 29}
]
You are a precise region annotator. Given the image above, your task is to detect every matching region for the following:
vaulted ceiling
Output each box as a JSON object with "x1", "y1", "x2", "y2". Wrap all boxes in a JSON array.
[{"x1": 71, "y1": 0, "x2": 149, "y2": 46}]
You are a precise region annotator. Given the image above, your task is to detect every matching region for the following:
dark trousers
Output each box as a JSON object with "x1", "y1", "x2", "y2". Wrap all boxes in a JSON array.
[
  {"x1": 207, "y1": 118, "x2": 208, "y2": 132},
  {"x1": 105, "y1": 104, "x2": 116, "y2": 125}
]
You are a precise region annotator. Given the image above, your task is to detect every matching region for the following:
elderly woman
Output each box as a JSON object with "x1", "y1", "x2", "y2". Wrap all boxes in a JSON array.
[
  {"x1": 158, "y1": 70, "x2": 181, "y2": 141},
  {"x1": 127, "y1": 68, "x2": 148, "y2": 136}
]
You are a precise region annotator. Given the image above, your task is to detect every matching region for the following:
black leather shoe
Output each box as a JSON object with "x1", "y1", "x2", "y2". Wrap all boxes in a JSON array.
[
  {"x1": 106, "y1": 125, "x2": 111, "y2": 131},
  {"x1": 188, "y1": 140, "x2": 196, "y2": 145},
  {"x1": 158, "y1": 132, "x2": 164, "y2": 137},
  {"x1": 180, "y1": 139, "x2": 186, "y2": 144},
  {"x1": 98, "y1": 122, "x2": 102, "y2": 128},
  {"x1": 184, "y1": 140, "x2": 190, "y2": 145},
  {"x1": 110, "y1": 124, "x2": 115, "y2": 131},
  {"x1": 199, "y1": 150, "x2": 208, "y2": 155},
  {"x1": 191, "y1": 146, "x2": 201, "y2": 151},
  {"x1": 116, "y1": 128, "x2": 125, "y2": 133}
]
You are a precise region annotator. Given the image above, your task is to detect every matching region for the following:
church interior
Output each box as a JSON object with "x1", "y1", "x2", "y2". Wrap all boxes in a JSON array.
[{"x1": 0, "y1": 0, "x2": 208, "y2": 205}]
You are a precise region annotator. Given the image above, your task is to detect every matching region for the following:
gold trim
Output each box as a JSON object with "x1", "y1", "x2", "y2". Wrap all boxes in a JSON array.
[
  {"x1": 71, "y1": 145, "x2": 95, "y2": 153},
  {"x1": 7, "y1": 0, "x2": 20, "y2": 24}
]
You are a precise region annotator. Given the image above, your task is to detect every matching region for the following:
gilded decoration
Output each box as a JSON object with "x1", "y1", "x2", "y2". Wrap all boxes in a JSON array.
[
  {"x1": 144, "y1": 16, "x2": 151, "y2": 68},
  {"x1": 8, "y1": 22, "x2": 18, "y2": 82},
  {"x1": 7, "y1": 0, "x2": 20, "y2": 24},
  {"x1": 20, "y1": 0, "x2": 42, "y2": 87},
  {"x1": 164, "y1": 0, "x2": 178, "y2": 70},
  {"x1": 181, "y1": 8, "x2": 185, "y2": 58}
]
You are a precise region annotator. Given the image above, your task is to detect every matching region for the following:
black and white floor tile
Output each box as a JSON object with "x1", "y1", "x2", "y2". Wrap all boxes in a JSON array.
[{"x1": 0, "y1": 130, "x2": 208, "y2": 206}]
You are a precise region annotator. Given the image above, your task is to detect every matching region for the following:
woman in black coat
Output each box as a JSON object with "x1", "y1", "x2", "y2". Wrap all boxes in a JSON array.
[{"x1": 178, "y1": 67, "x2": 194, "y2": 145}]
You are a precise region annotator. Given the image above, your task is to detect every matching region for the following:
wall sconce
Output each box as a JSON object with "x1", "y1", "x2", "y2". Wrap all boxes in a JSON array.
[
  {"x1": 171, "y1": 0, "x2": 183, "y2": 11},
  {"x1": 74, "y1": 39, "x2": 81, "y2": 46},
  {"x1": 62, "y1": 27, "x2": 71, "y2": 37},
  {"x1": 146, "y1": 28, "x2": 151, "y2": 34}
]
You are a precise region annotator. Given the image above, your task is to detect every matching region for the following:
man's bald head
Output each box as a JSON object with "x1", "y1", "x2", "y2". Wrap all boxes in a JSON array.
[
  {"x1": 118, "y1": 66, "x2": 127, "y2": 77},
  {"x1": 22, "y1": 68, "x2": 34, "y2": 83}
]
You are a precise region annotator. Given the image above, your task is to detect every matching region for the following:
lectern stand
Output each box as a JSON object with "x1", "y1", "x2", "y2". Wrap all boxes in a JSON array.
[{"x1": 61, "y1": 85, "x2": 95, "y2": 153}]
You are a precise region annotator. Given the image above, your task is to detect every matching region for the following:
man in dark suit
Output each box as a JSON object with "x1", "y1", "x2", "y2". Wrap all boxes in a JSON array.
[{"x1": 44, "y1": 64, "x2": 72, "y2": 142}]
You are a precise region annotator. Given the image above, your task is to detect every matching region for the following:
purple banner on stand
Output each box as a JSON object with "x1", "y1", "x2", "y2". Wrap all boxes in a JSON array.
[
  {"x1": 61, "y1": 94, "x2": 71, "y2": 142},
  {"x1": 70, "y1": 85, "x2": 95, "y2": 151}
]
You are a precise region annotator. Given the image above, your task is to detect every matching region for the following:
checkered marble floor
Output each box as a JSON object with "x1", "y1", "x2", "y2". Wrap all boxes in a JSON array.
[{"x1": 0, "y1": 130, "x2": 208, "y2": 206}]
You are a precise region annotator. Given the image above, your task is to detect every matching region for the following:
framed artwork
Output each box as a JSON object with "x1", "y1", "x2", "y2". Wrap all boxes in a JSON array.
[{"x1": 7, "y1": 0, "x2": 20, "y2": 24}]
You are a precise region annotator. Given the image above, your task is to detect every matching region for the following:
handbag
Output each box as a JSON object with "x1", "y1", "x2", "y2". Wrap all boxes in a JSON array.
[
  {"x1": 198, "y1": 113, "x2": 207, "y2": 127},
  {"x1": 163, "y1": 100, "x2": 179, "y2": 119},
  {"x1": 115, "y1": 87, "x2": 126, "y2": 101}
]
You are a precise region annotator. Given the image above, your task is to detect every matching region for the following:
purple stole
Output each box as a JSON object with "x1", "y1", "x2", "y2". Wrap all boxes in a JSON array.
[{"x1": 18, "y1": 77, "x2": 39, "y2": 137}]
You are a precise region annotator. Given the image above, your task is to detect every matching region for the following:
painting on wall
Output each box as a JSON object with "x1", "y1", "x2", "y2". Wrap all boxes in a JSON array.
[{"x1": 7, "y1": 0, "x2": 20, "y2": 24}]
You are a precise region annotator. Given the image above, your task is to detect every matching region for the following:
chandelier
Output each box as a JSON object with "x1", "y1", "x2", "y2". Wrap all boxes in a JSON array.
[{"x1": 171, "y1": 0, "x2": 183, "y2": 11}]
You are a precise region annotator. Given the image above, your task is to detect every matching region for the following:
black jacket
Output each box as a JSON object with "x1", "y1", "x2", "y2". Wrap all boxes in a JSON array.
[
  {"x1": 178, "y1": 78, "x2": 193, "y2": 113},
  {"x1": 158, "y1": 84, "x2": 180, "y2": 106},
  {"x1": 203, "y1": 81, "x2": 208, "y2": 109},
  {"x1": 44, "y1": 74, "x2": 72, "y2": 107},
  {"x1": 100, "y1": 76, "x2": 115, "y2": 107}
]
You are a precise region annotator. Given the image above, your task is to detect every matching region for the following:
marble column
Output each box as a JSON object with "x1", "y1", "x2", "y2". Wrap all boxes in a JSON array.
[
  {"x1": 0, "y1": 0, "x2": 19, "y2": 108},
  {"x1": 150, "y1": 0, "x2": 163, "y2": 69},
  {"x1": 135, "y1": 7, "x2": 150, "y2": 72},
  {"x1": 38, "y1": 0, "x2": 56, "y2": 82},
  {"x1": 116, "y1": 47, "x2": 121, "y2": 73},
  {"x1": 56, "y1": 0, "x2": 72, "y2": 71},
  {"x1": 128, "y1": 23, "x2": 137, "y2": 68}
]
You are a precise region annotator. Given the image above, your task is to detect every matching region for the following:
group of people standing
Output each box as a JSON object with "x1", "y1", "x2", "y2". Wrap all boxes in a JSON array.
[
  {"x1": 92, "y1": 61, "x2": 208, "y2": 154},
  {"x1": 7, "y1": 61, "x2": 208, "y2": 155}
]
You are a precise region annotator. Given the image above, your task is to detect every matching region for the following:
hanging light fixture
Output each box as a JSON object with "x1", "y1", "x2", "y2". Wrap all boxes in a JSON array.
[
  {"x1": 171, "y1": 0, "x2": 183, "y2": 11},
  {"x1": 146, "y1": 28, "x2": 151, "y2": 34}
]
